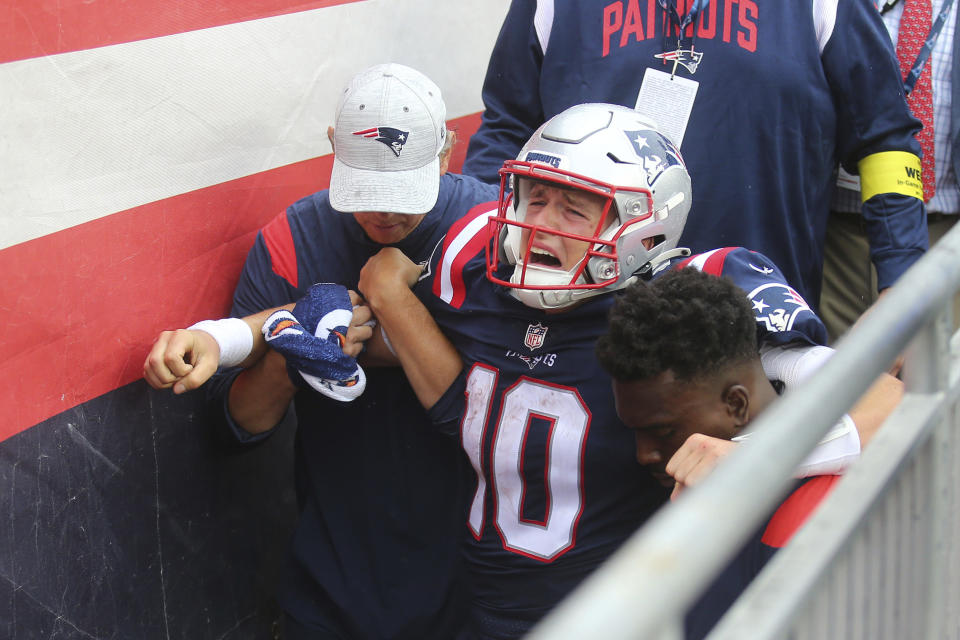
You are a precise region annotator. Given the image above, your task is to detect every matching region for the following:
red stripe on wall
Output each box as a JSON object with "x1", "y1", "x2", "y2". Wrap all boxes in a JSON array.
[
  {"x1": 1, "y1": 0, "x2": 364, "y2": 64},
  {"x1": 0, "y1": 112, "x2": 482, "y2": 442},
  {"x1": 0, "y1": 156, "x2": 332, "y2": 442}
]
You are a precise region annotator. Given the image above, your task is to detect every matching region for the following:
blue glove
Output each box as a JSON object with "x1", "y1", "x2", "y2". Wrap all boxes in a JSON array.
[{"x1": 262, "y1": 283, "x2": 366, "y2": 401}]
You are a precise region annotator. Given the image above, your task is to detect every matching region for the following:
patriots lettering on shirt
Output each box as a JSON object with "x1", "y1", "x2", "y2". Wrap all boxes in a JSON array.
[
  {"x1": 463, "y1": 0, "x2": 926, "y2": 303},
  {"x1": 419, "y1": 226, "x2": 826, "y2": 635},
  {"x1": 601, "y1": 0, "x2": 759, "y2": 57}
]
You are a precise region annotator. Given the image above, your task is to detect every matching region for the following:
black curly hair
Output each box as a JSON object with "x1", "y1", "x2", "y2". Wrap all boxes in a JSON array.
[{"x1": 596, "y1": 268, "x2": 758, "y2": 382}]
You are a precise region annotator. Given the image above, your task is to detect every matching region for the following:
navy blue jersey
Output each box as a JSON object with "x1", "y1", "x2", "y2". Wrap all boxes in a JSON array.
[
  {"x1": 419, "y1": 211, "x2": 827, "y2": 637},
  {"x1": 207, "y1": 174, "x2": 499, "y2": 640},
  {"x1": 686, "y1": 475, "x2": 840, "y2": 640},
  {"x1": 462, "y1": 0, "x2": 927, "y2": 302}
]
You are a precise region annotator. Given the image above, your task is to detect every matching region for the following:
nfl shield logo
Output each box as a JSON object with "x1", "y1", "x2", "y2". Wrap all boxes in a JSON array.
[{"x1": 524, "y1": 323, "x2": 548, "y2": 351}]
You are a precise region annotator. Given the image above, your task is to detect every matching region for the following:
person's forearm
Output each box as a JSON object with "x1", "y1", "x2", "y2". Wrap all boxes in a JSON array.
[
  {"x1": 365, "y1": 287, "x2": 461, "y2": 409},
  {"x1": 227, "y1": 349, "x2": 298, "y2": 434},
  {"x1": 236, "y1": 306, "x2": 291, "y2": 368},
  {"x1": 849, "y1": 372, "x2": 903, "y2": 447}
]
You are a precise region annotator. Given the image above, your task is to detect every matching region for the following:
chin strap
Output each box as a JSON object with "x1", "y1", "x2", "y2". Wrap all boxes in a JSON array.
[{"x1": 636, "y1": 247, "x2": 692, "y2": 281}]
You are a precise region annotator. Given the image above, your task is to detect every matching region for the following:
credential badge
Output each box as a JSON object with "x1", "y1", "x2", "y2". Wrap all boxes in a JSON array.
[{"x1": 524, "y1": 322, "x2": 548, "y2": 351}]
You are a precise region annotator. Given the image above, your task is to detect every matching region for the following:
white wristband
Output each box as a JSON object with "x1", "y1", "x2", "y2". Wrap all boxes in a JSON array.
[{"x1": 188, "y1": 318, "x2": 253, "y2": 368}]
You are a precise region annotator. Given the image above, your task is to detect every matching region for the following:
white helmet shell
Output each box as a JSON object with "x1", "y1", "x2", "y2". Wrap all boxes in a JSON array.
[{"x1": 488, "y1": 103, "x2": 692, "y2": 310}]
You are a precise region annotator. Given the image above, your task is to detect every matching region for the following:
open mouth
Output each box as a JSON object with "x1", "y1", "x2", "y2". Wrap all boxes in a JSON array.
[{"x1": 528, "y1": 246, "x2": 562, "y2": 268}]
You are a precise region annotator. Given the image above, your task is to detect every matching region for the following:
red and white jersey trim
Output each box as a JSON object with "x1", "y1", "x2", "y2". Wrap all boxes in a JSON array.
[
  {"x1": 677, "y1": 247, "x2": 738, "y2": 276},
  {"x1": 434, "y1": 203, "x2": 498, "y2": 308}
]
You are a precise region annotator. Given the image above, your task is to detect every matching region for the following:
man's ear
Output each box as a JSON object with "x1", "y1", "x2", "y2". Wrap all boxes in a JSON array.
[
  {"x1": 724, "y1": 384, "x2": 750, "y2": 430},
  {"x1": 439, "y1": 129, "x2": 457, "y2": 175},
  {"x1": 327, "y1": 126, "x2": 336, "y2": 153}
]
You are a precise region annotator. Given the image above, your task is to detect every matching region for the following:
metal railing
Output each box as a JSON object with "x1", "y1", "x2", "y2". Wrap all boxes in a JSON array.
[{"x1": 524, "y1": 223, "x2": 960, "y2": 640}]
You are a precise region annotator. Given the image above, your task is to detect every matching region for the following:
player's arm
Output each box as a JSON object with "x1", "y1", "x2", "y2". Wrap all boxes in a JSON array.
[
  {"x1": 144, "y1": 291, "x2": 372, "y2": 434},
  {"x1": 143, "y1": 308, "x2": 280, "y2": 394},
  {"x1": 462, "y1": 0, "x2": 545, "y2": 183},
  {"x1": 847, "y1": 369, "x2": 903, "y2": 446},
  {"x1": 666, "y1": 364, "x2": 903, "y2": 499},
  {"x1": 824, "y1": 0, "x2": 927, "y2": 289},
  {"x1": 358, "y1": 247, "x2": 462, "y2": 409},
  {"x1": 760, "y1": 342, "x2": 902, "y2": 448}
]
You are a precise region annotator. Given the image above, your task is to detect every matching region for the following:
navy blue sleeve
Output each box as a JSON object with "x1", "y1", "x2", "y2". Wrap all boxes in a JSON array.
[
  {"x1": 462, "y1": 0, "x2": 545, "y2": 184},
  {"x1": 726, "y1": 250, "x2": 828, "y2": 347},
  {"x1": 205, "y1": 227, "x2": 300, "y2": 445},
  {"x1": 862, "y1": 192, "x2": 928, "y2": 291},
  {"x1": 425, "y1": 368, "x2": 469, "y2": 437},
  {"x1": 679, "y1": 248, "x2": 829, "y2": 347},
  {"x1": 823, "y1": 0, "x2": 927, "y2": 289}
]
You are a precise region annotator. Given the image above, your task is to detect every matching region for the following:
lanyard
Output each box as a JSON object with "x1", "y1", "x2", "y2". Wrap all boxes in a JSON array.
[
  {"x1": 657, "y1": 0, "x2": 710, "y2": 34},
  {"x1": 896, "y1": 0, "x2": 956, "y2": 95}
]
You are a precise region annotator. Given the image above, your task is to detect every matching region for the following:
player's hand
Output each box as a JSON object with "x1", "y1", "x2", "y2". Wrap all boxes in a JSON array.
[
  {"x1": 665, "y1": 433, "x2": 737, "y2": 501},
  {"x1": 143, "y1": 329, "x2": 220, "y2": 394},
  {"x1": 358, "y1": 248, "x2": 424, "y2": 307},
  {"x1": 343, "y1": 290, "x2": 375, "y2": 358}
]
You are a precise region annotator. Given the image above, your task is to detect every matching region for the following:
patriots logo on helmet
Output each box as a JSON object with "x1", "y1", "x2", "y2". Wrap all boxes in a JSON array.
[
  {"x1": 624, "y1": 130, "x2": 683, "y2": 186},
  {"x1": 353, "y1": 126, "x2": 409, "y2": 157}
]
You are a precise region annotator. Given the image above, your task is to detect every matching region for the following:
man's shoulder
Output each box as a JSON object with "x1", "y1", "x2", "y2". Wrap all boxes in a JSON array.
[
  {"x1": 670, "y1": 246, "x2": 828, "y2": 345},
  {"x1": 421, "y1": 203, "x2": 499, "y2": 310},
  {"x1": 437, "y1": 173, "x2": 501, "y2": 208}
]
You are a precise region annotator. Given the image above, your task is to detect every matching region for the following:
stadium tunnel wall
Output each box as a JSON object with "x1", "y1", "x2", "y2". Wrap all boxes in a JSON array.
[{"x1": 0, "y1": 1, "x2": 510, "y2": 637}]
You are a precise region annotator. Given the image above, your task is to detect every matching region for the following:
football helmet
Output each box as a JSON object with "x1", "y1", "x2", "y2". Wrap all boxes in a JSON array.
[{"x1": 487, "y1": 103, "x2": 692, "y2": 310}]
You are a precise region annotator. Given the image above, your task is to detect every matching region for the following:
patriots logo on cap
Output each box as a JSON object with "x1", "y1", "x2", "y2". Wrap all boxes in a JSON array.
[
  {"x1": 624, "y1": 130, "x2": 683, "y2": 186},
  {"x1": 353, "y1": 126, "x2": 409, "y2": 157}
]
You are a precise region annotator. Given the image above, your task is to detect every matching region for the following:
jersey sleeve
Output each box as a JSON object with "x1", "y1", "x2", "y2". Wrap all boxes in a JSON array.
[
  {"x1": 677, "y1": 247, "x2": 829, "y2": 347},
  {"x1": 205, "y1": 212, "x2": 302, "y2": 445},
  {"x1": 412, "y1": 203, "x2": 498, "y2": 432},
  {"x1": 425, "y1": 368, "x2": 470, "y2": 437},
  {"x1": 424, "y1": 201, "x2": 498, "y2": 309},
  {"x1": 462, "y1": 0, "x2": 546, "y2": 184},
  {"x1": 822, "y1": 0, "x2": 927, "y2": 289}
]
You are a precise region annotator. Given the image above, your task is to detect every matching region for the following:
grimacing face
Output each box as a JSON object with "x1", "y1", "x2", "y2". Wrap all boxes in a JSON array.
[
  {"x1": 612, "y1": 372, "x2": 742, "y2": 487},
  {"x1": 518, "y1": 182, "x2": 613, "y2": 272},
  {"x1": 352, "y1": 211, "x2": 427, "y2": 245}
]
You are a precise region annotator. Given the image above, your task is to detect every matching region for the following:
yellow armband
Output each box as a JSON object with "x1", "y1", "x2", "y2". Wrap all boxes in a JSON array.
[{"x1": 858, "y1": 151, "x2": 923, "y2": 202}]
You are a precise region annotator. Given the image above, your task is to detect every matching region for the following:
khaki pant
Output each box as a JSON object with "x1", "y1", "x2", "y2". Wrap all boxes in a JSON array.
[{"x1": 819, "y1": 211, "x2": 959, "y2": 343}]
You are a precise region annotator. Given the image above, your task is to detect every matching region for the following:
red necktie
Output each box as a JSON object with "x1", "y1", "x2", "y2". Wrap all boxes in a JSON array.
[{"x1": 897, "y1": 0, "x2": 936, "y2": 202}]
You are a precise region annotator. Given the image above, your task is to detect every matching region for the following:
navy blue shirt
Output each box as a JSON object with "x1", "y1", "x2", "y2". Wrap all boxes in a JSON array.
[
  {"x1": 208, "y1": 174, "x2": 499, "y2": 639},
  {"x1": 463, "y1": 0, "x2": 928, "y2": 302}
]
